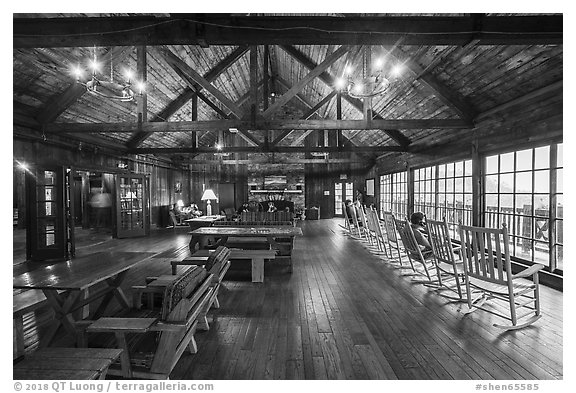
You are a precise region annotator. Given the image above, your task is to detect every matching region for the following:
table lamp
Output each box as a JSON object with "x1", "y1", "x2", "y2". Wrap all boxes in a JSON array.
[{"x1": 201, "y1": 189, "x2": 217, "y2": 216}]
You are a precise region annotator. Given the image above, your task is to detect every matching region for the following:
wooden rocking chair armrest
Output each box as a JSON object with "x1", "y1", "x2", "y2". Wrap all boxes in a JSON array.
[
  {"x1": 512, "y1": 263, "x2": 545, "y2": 279},
  {"x1": 144, "y1": 277, "x2": 159, "y2": 284}
]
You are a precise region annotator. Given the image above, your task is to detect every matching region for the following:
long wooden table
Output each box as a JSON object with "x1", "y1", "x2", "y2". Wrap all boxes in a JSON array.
[
  {"x1": 189, "y1": 226, "x2": 303, "y2": 251},
  {"x1": 13, "y1": 251, "x2": 154, "y2": 347},
  {"x1": 189, "y1": 226, "x2": 302, "y2": 277}
]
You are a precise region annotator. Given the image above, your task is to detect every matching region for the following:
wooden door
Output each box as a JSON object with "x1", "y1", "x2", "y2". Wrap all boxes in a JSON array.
[
  {"x1": 116, "y1": 174, "x2": 148, "y2": 238},
  {"x1": 26, "y1": 167, "x2": 68, "y2": 261}
]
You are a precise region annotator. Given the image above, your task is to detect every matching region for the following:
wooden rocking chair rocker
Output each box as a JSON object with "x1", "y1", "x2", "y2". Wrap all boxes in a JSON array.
[{"x1": 459, "y1": 223, "x2": 544, "y2": 330}]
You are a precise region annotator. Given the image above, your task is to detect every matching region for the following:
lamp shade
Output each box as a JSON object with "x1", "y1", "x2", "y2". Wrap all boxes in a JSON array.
[{"x1": 201, "y1": 189, "x2": 217, "y2": 201}]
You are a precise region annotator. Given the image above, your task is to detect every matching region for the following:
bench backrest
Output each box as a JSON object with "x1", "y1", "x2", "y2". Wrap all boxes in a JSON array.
[
  {"x1": 204, "y1": 246, "x2": 231, "y2": 277},
  {"x1": 161, "y1": 266, "x2": 209, "y2": 322},
  {"x1": 239, "y1": 211, "x2": 294, "y2": 223},
  {"x1": 214, "y1": 220, "x2": 292, "y2": 226}
]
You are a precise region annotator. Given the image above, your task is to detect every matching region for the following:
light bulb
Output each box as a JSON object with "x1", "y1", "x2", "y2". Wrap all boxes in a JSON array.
[
  {"x1": 353, "y1": 83, "x2": 364, "y2": 94},
  {"x1": 90, "y1": 60, "x2": 100, "y2": 73},
  {"x1": 124, "y1": 69, "x2": 134, "y2": 82},
  {"x1": 344, "y1": 66, "x2": 353, "y2": 75},
  {"x1": 391, "y1": 64, "x2": 404, "y2": 77},
  {"x1": 73, "y1": 67, "x2": 83, "y2": 80},
  {"x1": 374, "y1": 58, "x2": 384, "y2": 69},
  {"x1": 136, "y1": 81, "x2": 146, "y2": 94},
  {"x1": 335, "y1": 77, "x2": 347, "y2": 90}
]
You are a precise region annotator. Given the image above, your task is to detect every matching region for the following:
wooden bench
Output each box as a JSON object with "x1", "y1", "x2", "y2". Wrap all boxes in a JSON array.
[
  {"x1": 13, "y1": 290, "x2": 49, "y2": 358},
  {"x1": 173, "y1": 248, "x2": 277, "y2": 283},
  {"x1": 13, "y1": 347, "x2": 123, "y2": 380},
  {"x1": 143, "y1": 246, "x2": 231, "y2": 311},
  {"x1": 83, "y1": 266, "x2": 213, "y2": 379}
]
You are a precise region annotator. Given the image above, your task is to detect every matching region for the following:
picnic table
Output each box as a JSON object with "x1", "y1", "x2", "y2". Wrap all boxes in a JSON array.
[{"x1": 13, "y1": 251, "x2": 154, "y2": 347}]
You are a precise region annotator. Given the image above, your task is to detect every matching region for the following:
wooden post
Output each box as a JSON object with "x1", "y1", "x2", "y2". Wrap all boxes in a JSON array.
[
  {"x1": 549, "y1": 143, "x2": 558, "y2": 271},
  {"x1": 406, "y1": 163, "x2": 414, "y2": 217},
  {"x1": 471, "y1": 140, "x2": 482, "y2": 226},
  {"x1": 191, "y1": 94, "x2": 198, "y2": 149},
  {"x1": 137, "y1": 46, "x2": 147, "y2": 123},
  {"x1": 336, "y1": 91, "x2": 342, "y2": 147}
]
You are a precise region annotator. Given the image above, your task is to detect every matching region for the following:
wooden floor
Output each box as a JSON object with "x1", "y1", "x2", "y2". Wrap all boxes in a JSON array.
[{"x1": 13, "y1": 220, "x2": 563, "y2": 380}]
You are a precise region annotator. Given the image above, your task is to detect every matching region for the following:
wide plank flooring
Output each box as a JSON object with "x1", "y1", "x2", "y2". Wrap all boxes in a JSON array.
[{"x1": 13, "y1": 220, "x2": 563, "y2": 379}]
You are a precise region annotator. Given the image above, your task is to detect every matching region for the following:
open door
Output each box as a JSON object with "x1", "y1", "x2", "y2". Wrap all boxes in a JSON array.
[{"x1": 26, "y1": 166, "x2": 68, "y2": 261}]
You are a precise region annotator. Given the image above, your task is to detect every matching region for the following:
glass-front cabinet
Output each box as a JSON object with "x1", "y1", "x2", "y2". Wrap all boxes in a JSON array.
[
  {"x1": 116, "y1": 173, "x2": 149, "y2": 238},
  {"x1": 26, "y1": 167, "x2": 68, "y2": 261}
]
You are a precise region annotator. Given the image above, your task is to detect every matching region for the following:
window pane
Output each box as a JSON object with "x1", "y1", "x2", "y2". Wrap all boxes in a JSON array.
[
  {"x1": 557, "y1": 143, "x2": 563, "y2": 167},
  {"x1": 516, "y1": 149, "x2": 533, "y2": 171},
  {"x1": 556, "y1": 220, "x2": 563, "y2": 244},
  {"x1": 535, "y1": 195, "x2": 549, "y2": 212},
  {"x1": 500, "y1": 194, "x2": 513, "y2": 210},
  {"x1": 516, "y1": 171, "x2": 532, "y2": 193},
  {"x1": 500, "y1": 173, "x2": 514, "y2": 193},
  {"x1": 534, "y1": 170, "x2": 550, "y2": 193},
  {"x1": 557, "y1": 195, "x2": 563, "y2": 218},
  {"x1": 516, "y1": 195, "x2": 532, "y2": 212},
  {"x1": 556, "y1": 245, "x2": 563, "y2": 271},
  {"x1": 486, "y1": 174, "x2": 498, "y2": 193},
  {"x1": 486, "y1": 155, "x2": 498, "y2": 174},
  {"x1": 455, "y1": 161, "x2": 464, "y2": 176},
  {"x1": 464, "y1": 160, "x2": 472, "y2": 176},
  {"x1": 455, "y1": 178, "x2": 463, "y2": 193},
  {"x1": 501, "y1": 152, "x2": 514, "y2": 172},
  {"x1": 557, "y1": 168, "x2": 563, "y2": 193},
  {"x1": 534, "y1": 145, "x2": 550, "y2": 170},
  {"x1": 446, "y1": 163, "x2": 454, "y2": 177},
  {"x1": 464, "y1": 177, "x2": 472, "y2": 193}
]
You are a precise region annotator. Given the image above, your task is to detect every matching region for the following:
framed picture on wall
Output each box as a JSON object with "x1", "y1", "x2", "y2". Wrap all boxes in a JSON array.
[
  {"x1": 366, "y1": 178, "x2": 375, "y2": 196},
  {"x1": 174, "y1": 181, "x2": 182, "y2": 193}
]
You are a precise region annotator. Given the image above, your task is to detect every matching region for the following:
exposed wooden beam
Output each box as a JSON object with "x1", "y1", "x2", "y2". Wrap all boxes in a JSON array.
[
  {"x1": 262, "y1": 45, "x2": 349, "y2": 119},
  {"x1": 14, "y1": 15, "x2": 563, "y2": 48},
  {"x1": 35, "y1": 85, "x2": 84, "y2": 124},
  {"x1": 186, "y1": 158, "x2": 366, "y2": 165},
  {"x1": 475, "y1": 80, "x2": 563, "y2": 122},
  {"x1": 126, "y1": 45, "x2": 250, "y2": 147},
  {"x1": 236, "y1": 130, "x2": 262, "y2": 147},
  {"x1": 136, "y1": 45, "x2": 148, "y2": 124},
  {"x1": 129, "y1": 145, "x2": 406, "y2": 154},
  {"x1": 46, "y1": 118, "x2": 472, "y2": 134},
  {"x1": 280, "y1": 45, "x2": 412, "y2": 147},
  {"x1": 197, "y1": 91, "x2": 232, "y2": 119},
  {"x1": 387, "y1": 47, "x2": 478, "y2": 120},
  {"x1": 159, "y1": 46, "x2": 244, "y2": 119},
  {"x1": 275, "y1": 76, "x2": 317, "y2": 111},
  {"x1": 270, "y1": 91, "x2": 337, "y2": 147}
]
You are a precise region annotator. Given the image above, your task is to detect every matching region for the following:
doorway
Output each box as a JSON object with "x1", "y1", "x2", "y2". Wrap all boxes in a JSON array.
[{"x1": 334, "y1": 181, "x2": 353, "y2": 216}]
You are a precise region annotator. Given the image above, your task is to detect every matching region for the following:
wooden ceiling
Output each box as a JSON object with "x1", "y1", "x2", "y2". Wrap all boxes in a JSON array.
[{"x1": 13, "y1": 14, "x2": 563, "y2": 167}]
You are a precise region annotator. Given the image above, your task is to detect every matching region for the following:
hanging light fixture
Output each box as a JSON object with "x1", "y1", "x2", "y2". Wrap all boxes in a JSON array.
[
  {"x1": 72, "y1": 47, "x2": 145, "y2": 102},
  {"x1": 335, "y1": 46, "x2": 404, "y2": 100}
]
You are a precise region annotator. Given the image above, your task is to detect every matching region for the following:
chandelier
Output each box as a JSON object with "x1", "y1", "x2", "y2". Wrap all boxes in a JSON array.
[
  {"x1": 73, "y1": 47, "x2": 144, "y2": 102},
  {"x1": 335, "y1": 46, "x2": 404, "y2": 99}
]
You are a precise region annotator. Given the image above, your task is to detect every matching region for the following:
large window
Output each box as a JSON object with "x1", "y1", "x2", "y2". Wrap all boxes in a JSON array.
[
  {"x1": 413, "y1": 160, "x2": 473, "y2": 238},
  {"x1": 484, "y1": 143, "x2": 563, "y2": 271},
  {"x1": 379, "y1": 171, "x2": 407, "y2": 219}
]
